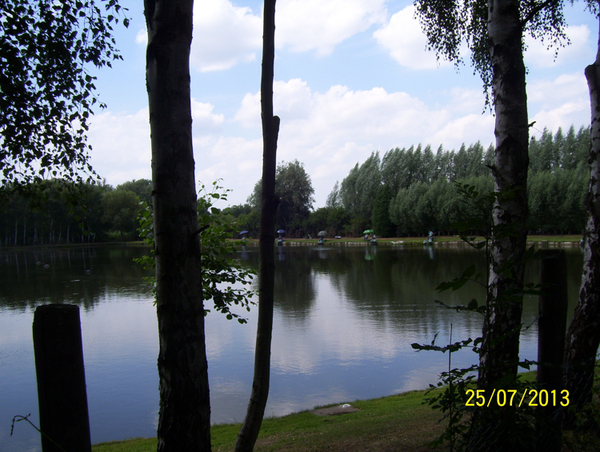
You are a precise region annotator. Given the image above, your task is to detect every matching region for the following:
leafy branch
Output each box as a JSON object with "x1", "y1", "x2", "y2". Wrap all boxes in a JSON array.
[{"x1": 136, "y1": 180, "x2": 256, "y2": 323}]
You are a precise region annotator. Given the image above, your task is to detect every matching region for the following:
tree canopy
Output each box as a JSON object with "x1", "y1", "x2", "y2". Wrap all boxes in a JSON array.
[
  {"x1": 414, "y1": 0, "x2": 568, "y2": 103},
  {"x1": 0, "y1": 0, "x2": 128, "y2": 187},
  {"x1": 249, "y1": 159, "x2": 315, "y2": 234}
]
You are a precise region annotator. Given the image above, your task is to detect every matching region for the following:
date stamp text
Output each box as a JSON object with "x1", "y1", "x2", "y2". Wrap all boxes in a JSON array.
[{"x1": 465, "y1": 389, "x2": 569, "y2": 407}]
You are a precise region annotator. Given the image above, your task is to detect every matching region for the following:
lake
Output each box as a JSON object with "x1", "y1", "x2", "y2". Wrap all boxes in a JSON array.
[{"x1": 0, "y1": 243, "x2": 583, "y2": 451}]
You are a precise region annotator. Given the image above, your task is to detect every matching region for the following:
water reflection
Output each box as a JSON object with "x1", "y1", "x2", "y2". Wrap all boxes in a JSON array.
[
  {"x1": 0, "y1": 246, "x2": 153, "y2": 312},
  {"x1": 0, "y1": 244, "x2": 584, "y2": 451}
]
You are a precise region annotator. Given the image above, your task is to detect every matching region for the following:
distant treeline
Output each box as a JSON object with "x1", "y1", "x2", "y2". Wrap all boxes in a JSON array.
[
  {"x1": 325, "y1": 125, "x2": 590, "y2": 237},
  {"x1": 0, "y1": 179, "x2": 153, "y2": 246},
  {"x1": 226, "y1": 125, "x2": 590, "y2": 238},
  {"x1": 0, "y1": 125, "x2": 591, "y2": 245}
]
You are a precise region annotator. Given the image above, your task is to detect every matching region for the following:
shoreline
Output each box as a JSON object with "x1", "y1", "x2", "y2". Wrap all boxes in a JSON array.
[
  {"x1": 0, "y1": 234, "x2": 582, "y2": 252},
  {"x1": 92, "y1": 387, "x2": 444, "y2": 452}
]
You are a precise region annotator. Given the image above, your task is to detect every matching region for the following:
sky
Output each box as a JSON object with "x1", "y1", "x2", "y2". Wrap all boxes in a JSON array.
[{"x1": 87, "y1": 0, "x2": 599, "y2": 208}]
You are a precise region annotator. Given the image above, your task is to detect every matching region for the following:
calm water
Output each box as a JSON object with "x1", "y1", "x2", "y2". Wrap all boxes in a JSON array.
[{"x1": 0, "y1": 244, "x2": 583, "y2": 451}]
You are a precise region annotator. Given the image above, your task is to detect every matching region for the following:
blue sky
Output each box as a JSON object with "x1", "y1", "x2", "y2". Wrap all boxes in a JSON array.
[{"x1": 87, "y1": 0, "x2": 598, "y2": 208}]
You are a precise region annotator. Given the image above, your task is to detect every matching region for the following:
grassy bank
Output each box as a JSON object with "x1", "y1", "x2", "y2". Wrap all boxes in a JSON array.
[{"x1": 93, "y1": 389, "x2": 443, "y2": 452}]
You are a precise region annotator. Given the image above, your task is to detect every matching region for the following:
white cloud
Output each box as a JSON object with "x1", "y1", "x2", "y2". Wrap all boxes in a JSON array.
[
  {"x1": 528, "y1": 73, "x2": 588, "y2": 107},
  {"x1": 448, "y1": 87, "x2": 488, "y2": 114},
  {"x1": 277, "y1": 0, "x2": 387, "y2": 56},
  {"x1": 233, "y1": 92, "x2": 261, "y2": 128},
  {"x1": 529, "y1": 74, "x2": 590, "y2": 133},
  {"x1": 531, "y1": 102, "x2": 589, "y2": 135},
  {"x1": 430, "y1": 114, "x2": 495, "y2": 149},
  {"x1": 191, "y1": 99, "x2": 225, "y2": 132},
  {"x1": 140, "y1": 0, "x2": 389, "y2": 71},
  {"x1": 88, "y1": 108, "x2": 151, "y2": 184},
  {"x1": 191, "y1": 0, "x2": 262, "y2": 72},
  {"x1": 88, "y1": 100, "x2": 227, "y2": 188},
  {"x1": 88, "y1": 69, "x2": 590, "y2": 208},
  {"x1": 527, "y1": 72, "x2": 589, "y2": 133},
  {"x1": 373, "y1": 5, "x2": 449, "y2": 70},
  {"x1": 195, "y1": 136, "x2": 263, "y2": 201},
  {"x1": 135, "y1": 29, "x2": 147, "y2": 46},
  {"x1": 230, "y1": 78, "x2": 497, "y2": 206},
  {"x1": 234, "y1": 78, "x2": 313, "y2": 128},
  {"x1": 525, "y1": 24, "x2": 592, "y2": 68},
  {"x1": 134, "y1": 0, "x2": 261, "y2": 72}
]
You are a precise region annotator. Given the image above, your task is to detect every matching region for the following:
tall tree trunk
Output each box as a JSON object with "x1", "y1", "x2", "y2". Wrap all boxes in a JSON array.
[
  {"x1": 480, "y1": 0, "x2": 529, "y2": 390},
  {"x1": 144, "y1": 1, "x2": 212, "y2": 451},
  {"x1": 234, "y1": 1, "x2": 279, "y2": 450},
  {"x1": 563, "y1": 14, "x2": 600, "y2": 420},
  {"x1": 471, "y1": 0, "x2": 530, "y2": 449}
]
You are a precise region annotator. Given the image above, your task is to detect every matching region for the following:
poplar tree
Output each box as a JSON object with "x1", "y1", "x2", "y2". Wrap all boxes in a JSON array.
[{"x1": 372, "y1": 185, "x2": 395, "y2": 237}]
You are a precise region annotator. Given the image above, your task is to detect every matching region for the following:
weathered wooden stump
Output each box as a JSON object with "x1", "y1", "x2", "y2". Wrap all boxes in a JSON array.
[
  {"x1": 33, "y1": 304, "x2": 91, "y2": 452},
  {"x1": 536, "y1": 250, "x2": 567, "y2": 452}
]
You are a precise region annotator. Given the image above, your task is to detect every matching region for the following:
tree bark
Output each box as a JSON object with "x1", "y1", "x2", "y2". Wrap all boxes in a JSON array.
[
  {"x1": 234, "y1": 1, "x2": 279, "y2": 451},
  {"x1": 479, "y1": 0, "x2": 529, "y2": 391},
  {"x1": 470, "y1": 0, "x2": 530, "y2": 449},
  {"x1": 563, "y1": 15, "x2": 600, "y2": 420},
  {"x1": 144, "y1": 1, "x2": 212, "y2": 451}
]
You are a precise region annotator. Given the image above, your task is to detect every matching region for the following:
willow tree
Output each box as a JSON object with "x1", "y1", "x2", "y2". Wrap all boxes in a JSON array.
[
  {"x1": 145, "y1": 1, "x2": 211, "y2": 451},
  {"x1": 414, "y1": 0, "x2": 567, "y2": 447}
]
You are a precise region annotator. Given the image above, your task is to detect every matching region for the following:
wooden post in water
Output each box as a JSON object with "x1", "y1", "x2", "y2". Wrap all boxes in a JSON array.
[
  {"x1": 536, "y1": 249, "x2": 568, "y2": 452},
  {"x1": 33, "y1": 304, "x2": 91, "y2": 452}
]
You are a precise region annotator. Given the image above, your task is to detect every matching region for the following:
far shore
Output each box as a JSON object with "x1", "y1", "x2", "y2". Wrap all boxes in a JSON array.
[
  {"x1": 238, "y1": 234, "x2": 583, "y2": 246},
  {"x1": 0, "y1": 234, "x2": 582, "y2": 252}
]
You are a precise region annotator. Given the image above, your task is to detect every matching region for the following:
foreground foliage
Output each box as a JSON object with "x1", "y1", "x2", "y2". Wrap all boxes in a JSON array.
[
  {"x1": 0, "y1": 0, "x2": 128, "y2": 187},
  {"x1": 136, "y1": 181, "x2": 256, "y2": 323}
]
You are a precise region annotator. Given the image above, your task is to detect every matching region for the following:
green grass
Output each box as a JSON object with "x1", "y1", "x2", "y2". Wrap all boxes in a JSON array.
[
  {"x1": 90, "y1": 359, "x2": 599, "y2": 452},
  {"x1": 93, "y1": 389, "x2": 444, "y2": 452}
]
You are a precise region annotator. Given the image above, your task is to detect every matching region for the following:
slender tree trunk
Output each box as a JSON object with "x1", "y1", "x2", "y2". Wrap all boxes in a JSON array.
[
  {"x1": 480, "y1": 0, "x2": 529, "y2": 389},
  {"x1": 470, "y1": 0, "x2": 530, "y2": 449},
  {"x1": 145, "y1": 1, "x2": 212, "y2": 451},
  {"x1": 563, "y1": 15, "x2": 600, "y2": 420},
  {"x1": 235, "y1": 1, "x2": 279, "y2": 451}
]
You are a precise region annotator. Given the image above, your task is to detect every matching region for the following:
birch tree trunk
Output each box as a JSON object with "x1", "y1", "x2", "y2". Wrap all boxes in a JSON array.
[
  {"x1": 563, "y1": 15, "x2": 600, "y2": 419},
  {"x1": 234, "y1": 1, "x2": 279, "y2": 450},
  {"x1": 470, "y1": 0, "x2": 530, "y2": 449},
  {"x1": 144, "y1": 1, "x2": 212, "y2": 451},
  {"x1": 480, "y1": 0, "x2": 529, "y2": 391}
]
